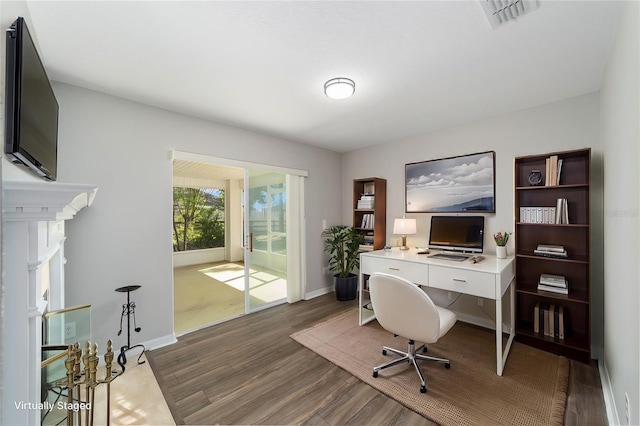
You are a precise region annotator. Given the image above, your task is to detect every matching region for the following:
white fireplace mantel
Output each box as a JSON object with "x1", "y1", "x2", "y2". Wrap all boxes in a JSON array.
[
  {"x1": 2, "y1": 180, "x2": 98, "y2": 426},
  {"x1": 3, "y1": 180, "x2": 98, "y2": 222}
]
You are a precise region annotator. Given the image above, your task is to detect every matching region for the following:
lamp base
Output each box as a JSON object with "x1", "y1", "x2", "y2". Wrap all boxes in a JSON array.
[{"x1": 399, "y1": 235, "x2": 410, "y2": 250}]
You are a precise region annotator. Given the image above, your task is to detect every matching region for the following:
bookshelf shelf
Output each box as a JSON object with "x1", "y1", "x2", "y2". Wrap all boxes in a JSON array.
[
  {"x1": 514, "y1": 148, "x2": 591, "y2": 363},
  {"x1": 516, "y1": 253, "x2": 589, "y2": 264},
  {"x1": 353, "y1": 178, "x2": 386, "y2": 251},
  {"x1": 515, "y1": 184, "x2": 589, "y2": 191},
  {"x1": 516, "y1": 222, "x2": 589, "y2": 228}
]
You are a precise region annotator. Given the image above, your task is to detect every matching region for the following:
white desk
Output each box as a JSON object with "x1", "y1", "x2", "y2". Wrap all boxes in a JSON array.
[{"x1": 359, "y1": 248, "x2": 515, "y2": 376}]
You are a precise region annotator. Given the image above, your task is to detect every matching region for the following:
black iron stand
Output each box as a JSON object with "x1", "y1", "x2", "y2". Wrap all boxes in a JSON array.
[{"x1": 115, "y1": 285, "x2": 145, "y2": 372}]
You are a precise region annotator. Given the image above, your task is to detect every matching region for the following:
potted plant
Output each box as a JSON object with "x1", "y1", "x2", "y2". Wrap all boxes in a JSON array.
[
  {"x1": 493, "y1": 231, "x2": 510, "y2": 259},
  {"x1": 322, "y1": 225, "x2": 365, "y2": 300}
]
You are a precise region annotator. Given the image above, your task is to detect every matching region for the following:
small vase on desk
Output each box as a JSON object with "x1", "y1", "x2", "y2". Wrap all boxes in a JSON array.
[{"x1": 496, "y1": 246, "x2": 507, "y2": 259}]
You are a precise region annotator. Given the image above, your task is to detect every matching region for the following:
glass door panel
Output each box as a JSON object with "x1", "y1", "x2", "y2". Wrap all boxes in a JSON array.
[{"x1": 245, "y1": 171, "x2": 288, "y2": 311}]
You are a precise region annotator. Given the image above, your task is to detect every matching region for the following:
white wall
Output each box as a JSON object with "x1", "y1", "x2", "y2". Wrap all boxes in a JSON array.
[
  {"x1": 342, "y1": 93, "x2": 604, "y2": 350},
  {"x1": 601, "y1": 2, "x2": 640, "y2": 424},
  {"x1": 0, "y1": 1, "x2": 32, "y2": 419},
  {"x1": 50, "y1": 82, "x2": 342, "y2": 350}
]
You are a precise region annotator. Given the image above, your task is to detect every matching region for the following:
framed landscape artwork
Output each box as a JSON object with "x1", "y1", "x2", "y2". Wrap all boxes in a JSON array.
[{"x1": 405, "y1": 151, "x2": 496, "y2": 213}]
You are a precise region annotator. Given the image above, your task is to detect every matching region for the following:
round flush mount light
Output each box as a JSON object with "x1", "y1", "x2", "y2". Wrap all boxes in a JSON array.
[{"x1": 324, "y1": 77, "x2": 355, "y2": 100}]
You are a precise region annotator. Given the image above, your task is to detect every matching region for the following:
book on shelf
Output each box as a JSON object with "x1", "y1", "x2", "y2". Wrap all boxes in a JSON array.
[
  {"x1": 556, "y1": 159, "x2": 563, "y2": 185},
  {"x1": 544, "y1": 155, "x2": 563, "y2": 186},
  {"x1": 554, "y1": 198, "x2": 570, "y2": 224},
  {"x1": 360, "y1": 214, "x2": 374, "y2": 229},
  {"x1": 534, "y1": 302, "x2": 565, "y2": 339},
  {"x1": 544, "y1": 304, "x2": 552, "y2": 336},
  {"x1": 539, "y1": 273, "x2": 567, "y2": 287},
  {"x1": 357, "y1": 194, "x2": 375, "y2": 209},
  {"x1": 537, "y1": 244, "x2": 565, "y2": 253},
  {"x1": 534, "y1": 250, "x2": 568, "y2": 258},
  {"x1": 534, "y1": 244, "x2": 568, "y2": 258},
  {"x1": 519, "y1": 206, "x2": 557, "y2": 224},
  {"x1": 537, "y1": 284, "x2": 569, "y2": 295}
]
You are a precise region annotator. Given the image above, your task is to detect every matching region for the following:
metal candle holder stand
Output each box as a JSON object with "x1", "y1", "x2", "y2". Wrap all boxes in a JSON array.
[{"x1": 115, "y1": 284, "x2": 145, "y2": 372}]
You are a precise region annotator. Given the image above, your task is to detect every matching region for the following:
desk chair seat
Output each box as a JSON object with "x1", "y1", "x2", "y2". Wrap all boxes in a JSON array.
[{"x1": 369, "y1": 272, "x2": 457, "y2": 393}]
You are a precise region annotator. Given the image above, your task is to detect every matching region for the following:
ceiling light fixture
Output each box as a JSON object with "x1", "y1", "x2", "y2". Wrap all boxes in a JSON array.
[{"x1": 324, "y1": 77, "x2": 355, "y2": 100}]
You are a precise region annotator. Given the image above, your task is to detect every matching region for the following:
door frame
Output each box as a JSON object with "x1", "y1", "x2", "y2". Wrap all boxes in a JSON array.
[{"x1": 172, "y1": 150, "x2": 308, "y2": 313}]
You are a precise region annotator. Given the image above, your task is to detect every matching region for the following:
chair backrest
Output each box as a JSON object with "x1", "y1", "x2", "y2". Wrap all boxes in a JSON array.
[{"x1": 369, "y1": 272, "x2": 442, "y2": 344}]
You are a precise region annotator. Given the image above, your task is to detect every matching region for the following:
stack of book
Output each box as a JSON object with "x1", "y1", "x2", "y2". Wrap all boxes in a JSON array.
[
  {"x1": 538, "y1": 273, "x2": 568, "y2": 294},
  {"x1": 534, "y1": 302, "x2": 565, "y2": 339},
  {"x1": 545, "y1": 155, "x2": 564, "y2": 186},
  {"x1": 359, "y1": 232, "x2": 374, "y2": 251},
  {"x1": 357, "y1": 194, "x2": 375, "y2": 209},
  {"x1": 534, "y1": 244, "x2": 568, "y2": 258}
]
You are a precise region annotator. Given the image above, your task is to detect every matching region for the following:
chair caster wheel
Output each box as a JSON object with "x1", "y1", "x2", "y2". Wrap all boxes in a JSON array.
[
  {"x1": 423, "y1": 347, "x2": 428, "y2": 353},
  {"x1": 420, "y1": 386, "x2": 427, "y2": 393},
  {"x1": 373, "y1": 371, "x2": 378, "y2": 378},
  {"x1": 382, "y1": 349, "x2": 387, "y2": 356},
  {"x1": 445, "y1": 362, "x2": 451, "y2": 369}
]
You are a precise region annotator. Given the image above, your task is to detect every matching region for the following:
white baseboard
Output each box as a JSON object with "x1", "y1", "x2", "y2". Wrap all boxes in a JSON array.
[
  {"x1": 139, "y1": 333, "x2": 178, "y2": 351},
  {"x1": 598, "y1": 358, "x2": 620, "y2": 426},
  {"x1": 305, "y1": 286, "x2": 334, "y2": 300}
]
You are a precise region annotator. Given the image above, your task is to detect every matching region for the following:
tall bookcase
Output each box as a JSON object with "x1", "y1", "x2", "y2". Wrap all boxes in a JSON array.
[
  {"x1": 514, "y1": 148, "x2": 591, "y2": 363},
  {"x1": 353, "y1": 178, "x2": 386, "y2": 251}
]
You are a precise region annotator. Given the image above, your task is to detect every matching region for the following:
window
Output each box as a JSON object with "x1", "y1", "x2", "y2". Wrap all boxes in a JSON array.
[{"x1": 172, "y1": 187, "x2": 225, "y2": 251}]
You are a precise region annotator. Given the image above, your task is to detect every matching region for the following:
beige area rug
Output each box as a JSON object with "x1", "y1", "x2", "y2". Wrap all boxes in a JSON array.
[{"x1": 291, "y1": 309, "x2": 568, "y2": 426}]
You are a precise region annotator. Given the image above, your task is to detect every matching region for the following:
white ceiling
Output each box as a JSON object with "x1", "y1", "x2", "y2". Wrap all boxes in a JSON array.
[{"x1": 25, "y1": 1, "x2": 621, "y2": 153}]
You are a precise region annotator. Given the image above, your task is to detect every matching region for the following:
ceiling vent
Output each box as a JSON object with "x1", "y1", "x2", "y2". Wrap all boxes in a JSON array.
[{"x1": 480, "y1": 0, "x2": 539, "y2": 29}]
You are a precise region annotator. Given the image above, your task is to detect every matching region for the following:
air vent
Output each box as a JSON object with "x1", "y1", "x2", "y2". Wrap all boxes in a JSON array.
[{"x1": 480, "y1": 0, "x2": 539, "y2": 29}]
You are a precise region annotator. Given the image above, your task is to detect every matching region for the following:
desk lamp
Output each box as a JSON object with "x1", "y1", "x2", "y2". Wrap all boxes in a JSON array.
[{"x1": 393, "y1": 218, "x2": 416, "y2": 250}]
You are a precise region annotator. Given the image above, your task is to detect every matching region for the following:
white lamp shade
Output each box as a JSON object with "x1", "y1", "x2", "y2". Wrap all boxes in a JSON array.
[
  {"x1": 324, "y1": 78, "x2": 355, "y2": 100},
  {"x1": 393, "y1": 218, "x2": 417, "y2": 235}
]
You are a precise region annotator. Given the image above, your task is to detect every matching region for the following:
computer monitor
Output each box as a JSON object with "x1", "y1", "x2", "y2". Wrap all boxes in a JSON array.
[{"x1": 428, "y1": 216, "x2": 484, "y2": 254}]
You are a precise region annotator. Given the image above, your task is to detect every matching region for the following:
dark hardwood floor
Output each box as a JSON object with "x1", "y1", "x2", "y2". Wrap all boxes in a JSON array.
[{"x1": 147, "y1": 293, "x2": 608, "y2": 425}]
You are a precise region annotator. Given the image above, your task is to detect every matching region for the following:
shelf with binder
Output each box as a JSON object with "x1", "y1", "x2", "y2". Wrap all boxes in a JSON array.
[{"x1": 516, "y1": 187, "x2": 588, "y2": 225}]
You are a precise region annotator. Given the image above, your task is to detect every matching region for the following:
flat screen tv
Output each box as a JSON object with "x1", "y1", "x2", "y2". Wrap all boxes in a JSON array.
[
  {"x1": 428, "y1": 215, "x2": 485, "y2": 254},
  {"x1": 4, "y1": 17, "x2": 58, "y2": 181}
]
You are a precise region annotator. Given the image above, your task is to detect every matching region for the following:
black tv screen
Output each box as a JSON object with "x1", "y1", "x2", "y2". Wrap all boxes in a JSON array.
[
  {"x1": 428, "y1": 216, "x2": 485, "y2": 254},
  {"x1": 4, "y1": 17, "x2": 58, "y2": 181}
]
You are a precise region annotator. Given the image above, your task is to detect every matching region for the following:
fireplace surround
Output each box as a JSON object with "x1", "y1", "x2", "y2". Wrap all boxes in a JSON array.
[{"x1": 1, "y1": 180, "x2": 97, "y2": 426}]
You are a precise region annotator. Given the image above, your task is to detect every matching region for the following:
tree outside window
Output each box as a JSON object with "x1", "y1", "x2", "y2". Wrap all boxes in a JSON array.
[{"x1": 173, "y1": 188, "x2": 225, "y2": 251}]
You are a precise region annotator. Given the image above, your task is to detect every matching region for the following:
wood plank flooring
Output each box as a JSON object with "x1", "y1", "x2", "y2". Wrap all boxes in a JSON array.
[{"x1": 147, "y1": 293, "x2": 608, "y2": 425}]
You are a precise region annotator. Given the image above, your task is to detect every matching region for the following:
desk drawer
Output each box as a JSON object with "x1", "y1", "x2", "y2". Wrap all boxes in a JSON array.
[
  {"x1": 361, "y1": 256, "x2": 427, "y2": 285},
  {"x1": 428, "y1": 265, "x2": 496, "y2": 299}
]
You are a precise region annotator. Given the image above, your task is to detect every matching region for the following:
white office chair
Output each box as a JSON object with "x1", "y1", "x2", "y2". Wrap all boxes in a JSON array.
[{"x1": 369, "y1": 272, "x2": 457, "y2": 393}]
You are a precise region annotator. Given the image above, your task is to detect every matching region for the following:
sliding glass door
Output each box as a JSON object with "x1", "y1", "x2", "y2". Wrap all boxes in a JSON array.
[{"x1": 245, "y1": 170, "x2": 288, "y2": 312}]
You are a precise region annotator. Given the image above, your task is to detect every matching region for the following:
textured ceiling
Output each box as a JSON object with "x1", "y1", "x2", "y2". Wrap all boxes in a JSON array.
[{"x1": 25, "y1": 1, "x2": 621, "y2": 153}]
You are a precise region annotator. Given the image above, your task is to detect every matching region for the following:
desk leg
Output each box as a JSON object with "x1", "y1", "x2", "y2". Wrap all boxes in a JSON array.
[
  {"x1": 496, "y1": 280, "x2": 516, "y2": 376},
  {"x1": 496, "y1": 290, "x2": 503, "y2": 376}
]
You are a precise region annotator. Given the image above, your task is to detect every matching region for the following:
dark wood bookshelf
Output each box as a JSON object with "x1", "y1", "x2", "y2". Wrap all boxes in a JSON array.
[
  {"x1": 514, "y1": 148, "x2": 591, "y2": 363},
  {"x1": 353, "y1": 178, "x2": 386, "y2": 251}
]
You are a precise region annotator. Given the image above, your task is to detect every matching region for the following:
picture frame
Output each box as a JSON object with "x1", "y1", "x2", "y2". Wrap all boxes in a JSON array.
[{"x1": 405, "y1": 151, "x2": 496, "y2": 213}]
